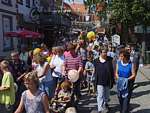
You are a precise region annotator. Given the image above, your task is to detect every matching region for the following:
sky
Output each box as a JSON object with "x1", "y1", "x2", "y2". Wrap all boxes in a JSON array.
[{"x1": 65, "y1": 0, "x2": 83, "y2": 4}]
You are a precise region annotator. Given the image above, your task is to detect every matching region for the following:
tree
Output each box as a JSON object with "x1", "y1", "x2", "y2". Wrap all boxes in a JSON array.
[
  {"x1": 110, "y1": 0, "x2": 150, "y2": 43},
  {"x1": 110, "y1": 0, "x2": 134, "y2": 43},
  {"x1": 132, "y1": 0, "x2": 150, "y2": 31}
]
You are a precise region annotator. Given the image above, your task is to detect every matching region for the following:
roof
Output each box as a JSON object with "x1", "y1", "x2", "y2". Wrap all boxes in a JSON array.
[
  {"x1": 63, "y1": 2, "x2": 73, "y2": 11},
  {"x1": 63, "y1": 2, "x2": 79, "y2": 16},
  {"x1": 70, "y1": 3, "x2": 87, "y2": 14}
]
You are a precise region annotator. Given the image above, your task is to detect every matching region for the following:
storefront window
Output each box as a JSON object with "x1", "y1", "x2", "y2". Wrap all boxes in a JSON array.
[{"x1": 2, "y1": 15, "x2": 13, "y2": 51}]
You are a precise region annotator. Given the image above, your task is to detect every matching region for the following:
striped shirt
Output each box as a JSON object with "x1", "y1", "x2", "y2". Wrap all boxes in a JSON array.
[{"x1": 64, "y1": 55, "x2": 83, "y2": 72}]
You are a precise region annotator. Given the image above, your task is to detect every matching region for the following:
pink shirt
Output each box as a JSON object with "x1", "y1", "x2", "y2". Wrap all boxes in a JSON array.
[{"x1": 64, "y1": 51, "x2": 71, "y2": 58}]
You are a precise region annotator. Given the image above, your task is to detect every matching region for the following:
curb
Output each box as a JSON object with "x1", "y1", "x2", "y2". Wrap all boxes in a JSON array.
[{"x1": 138, "y1": 68, "x2": 150, "y2": 81}]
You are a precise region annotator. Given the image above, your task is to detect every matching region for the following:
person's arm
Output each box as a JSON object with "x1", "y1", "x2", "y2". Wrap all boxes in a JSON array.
[
  {"x1": 128, "y1": 63, "x2": 136, "y2": 80},
  {"x1": 49, "y1": 56, "x2": 56, "y2": 69},
  {"x1": 78, "y1": 66, "x2": 83, "y2": 74},
  {"x1": 62, "y1": 60, "x2": 66, "y2": 76},
  {"x1": 78, "y1": 56, "x2": 83, "y2": 74},
  {"x1": 14, "y1": 96, "x2": 24, "y2": 113},
  {"x1": 75, "y1": 43, "x2": 80, "y2": 53},
  {"x1": 17, "y1": 73, "x2": 27, "y2": 81},
  {"x1": 42, "y1": 94, "x2": 50, "y2": 113},
  {"x1": 91, "y1": 67, "x2": 95, "y2": 78},
  {"x1": 0, "y1": 86, "x2": 10, "y2": 91},
  {"x1": 115, "y1": 63, "x2": 119, "y2": 80}
]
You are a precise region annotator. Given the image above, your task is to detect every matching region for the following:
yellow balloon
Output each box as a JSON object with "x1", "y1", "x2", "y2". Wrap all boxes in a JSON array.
[
  {"x1": 87, "y1": 31, "x2": 95, "y2": 41},
  {"x1": 46, "y1": 56, "x2": 51, "y2": 63},
  {"x1": 33, "y1": 48, "x2": 41, "y2": 55}
]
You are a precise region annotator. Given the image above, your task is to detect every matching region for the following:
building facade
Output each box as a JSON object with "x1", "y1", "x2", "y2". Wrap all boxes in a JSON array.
[
  {"x1": 17, "y1": 0, "x2": 41, "y2": 29},
  {"x1": 0, "y1": 0, "x2": 17, "y2": 57},
  {"x1": 70, "y1": 3, "x2": 100, "y2": 31}
]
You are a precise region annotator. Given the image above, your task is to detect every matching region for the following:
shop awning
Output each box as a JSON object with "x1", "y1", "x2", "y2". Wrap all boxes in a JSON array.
[{"x1": 5, "y1": 30, "x2": 42, "y2": 39}]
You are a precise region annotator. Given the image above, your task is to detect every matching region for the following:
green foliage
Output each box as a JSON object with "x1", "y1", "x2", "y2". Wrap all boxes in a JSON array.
[
  {"x1": 132, "y1": 0, "x2": 150, "y2": 26},
  {"x1": 111, "y1": 0, "x2": 150, "y2": 26},
  {"x1": 83, "y1": 0, "x2": 150, "y2": 26},
  {"x1": 111, "y1": 0, "x2": 133, "y2": 25}
]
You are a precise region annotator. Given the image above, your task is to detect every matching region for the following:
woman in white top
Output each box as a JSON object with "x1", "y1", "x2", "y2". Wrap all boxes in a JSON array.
[
  {"x1": 50, "y1": 46, "x2": 65, "y2": 90},
  {"x1": 34, "y1": 54, "x2": 54, "y2": 98}
]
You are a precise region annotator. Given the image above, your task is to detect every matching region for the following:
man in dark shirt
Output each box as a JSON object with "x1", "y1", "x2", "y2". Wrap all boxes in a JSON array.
[
  {"x1": 94, "y1": 48, "x2": 114, "y2": 113},
  {"x1": 9, "y1": 51, "x2": 26, "y2": 111},
  {"x1": 10, "y1": 52, "x2": 26, "y2": 82}
]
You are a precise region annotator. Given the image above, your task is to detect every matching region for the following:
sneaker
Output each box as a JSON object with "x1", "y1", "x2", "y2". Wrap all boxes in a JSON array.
[{"x1": 105, "y1": 103, "x2": 110, "y2": 109}]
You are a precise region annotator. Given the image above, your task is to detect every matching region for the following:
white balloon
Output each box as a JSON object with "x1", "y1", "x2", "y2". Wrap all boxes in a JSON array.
[{"x1": 68, "y1": 69, "x2": 79, "y2": 83}]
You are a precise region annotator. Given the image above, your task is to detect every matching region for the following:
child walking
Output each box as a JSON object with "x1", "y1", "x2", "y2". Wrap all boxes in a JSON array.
[{"x1": 84, "y1": 52, "x2": 95, "y2": 95}]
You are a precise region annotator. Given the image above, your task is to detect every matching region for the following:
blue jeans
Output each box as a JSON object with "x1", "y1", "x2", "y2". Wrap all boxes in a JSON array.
[
  {"x1": 39, "y1": 80, "x2": 55, "y2": 98},
  {"x1": 118, "y1": 80, "x2": 134, "y2": 113},
  {"x1": 97, "y1": 85, "x2": 110, "y2": 112}
]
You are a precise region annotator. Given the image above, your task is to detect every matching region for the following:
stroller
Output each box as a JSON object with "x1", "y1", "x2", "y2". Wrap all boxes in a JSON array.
[{"x1": 49, "y1": 76, "x2": 75, "y2": 113}]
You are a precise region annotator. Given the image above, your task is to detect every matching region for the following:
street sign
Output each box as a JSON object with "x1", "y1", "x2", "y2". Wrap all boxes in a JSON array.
[{"x1": 111, "y1": 34, "x2": 120, "y2": 46}]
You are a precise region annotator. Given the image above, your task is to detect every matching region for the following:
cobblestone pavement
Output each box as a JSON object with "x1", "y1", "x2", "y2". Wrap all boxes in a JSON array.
[{"x1": 78, "y1": 67, "x2": 150, "y2": 113}]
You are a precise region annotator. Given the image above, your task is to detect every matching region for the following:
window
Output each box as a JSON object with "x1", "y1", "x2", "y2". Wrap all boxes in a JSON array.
[
  {"x1": 17, "y1": 0, "x2": 23, "y2": 4},
  {"x1": 1, "y1": 0, "x2": 12, "y2": 6},
  {"x1": 26, "y1": 0, "x2": 30, "y2": 7},
  {"x1": 2, "y1": 15, "x2": 14, "y2": 51}
]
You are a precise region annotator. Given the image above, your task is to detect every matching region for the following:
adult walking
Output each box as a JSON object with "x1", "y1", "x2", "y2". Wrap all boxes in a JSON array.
[
  {"x1": 34, "y1": 54, "x2": 54, "y2": 98},
  {"x1": 94, "y1": 48, "x2": 115, "y2": 113},
  {"x1": 50, "y1": 46, "x2": 65, "y2": 91},
  {"x1": 116, "y1": 50, "x2": 136, "y2": 113},
  {"x1": 62, "y1": 43, "x2": 83, "y2": 101}
]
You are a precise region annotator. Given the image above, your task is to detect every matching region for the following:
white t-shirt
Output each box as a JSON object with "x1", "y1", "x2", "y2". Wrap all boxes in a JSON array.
[
  {"x1": 50, "y1": 55, "x2": 65, "y2": 77},
  {"x1": 99, "y1": 56, "x2": 106, "y2": 63},
  {"x1": 35, "y1": 62, "x2": 52, "y2": 82}
]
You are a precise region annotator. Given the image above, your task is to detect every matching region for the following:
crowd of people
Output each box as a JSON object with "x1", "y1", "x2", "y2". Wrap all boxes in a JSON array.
[{"x1": 0, "y1": 32, "x2": 143, "y2": 113}]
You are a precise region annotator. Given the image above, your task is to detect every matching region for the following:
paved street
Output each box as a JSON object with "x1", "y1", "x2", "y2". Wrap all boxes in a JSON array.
[{"x1": 78, "y1": 66, "x2": 150, "y2": 113}]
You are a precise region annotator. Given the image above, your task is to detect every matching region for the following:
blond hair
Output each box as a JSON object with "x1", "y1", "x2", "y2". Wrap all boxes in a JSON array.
[
  {"x1": 34, "y1": 54, "x2": 46, "y2": 64},
  {"x1": 65, "y1": 107, "x2": 77, "y2": 113},
  {"x1": 24, "y1": 71, "x2": 39, "y2": 88},
  {"x1": 56, "y1": 46, "x2": 64, "y2": 53},
  {"x1": 52, "y1": 47, "x2": 57, "y2": 53},
  {"x1": 60, "y1": 80, "x2": 72, "y2": 90}
]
